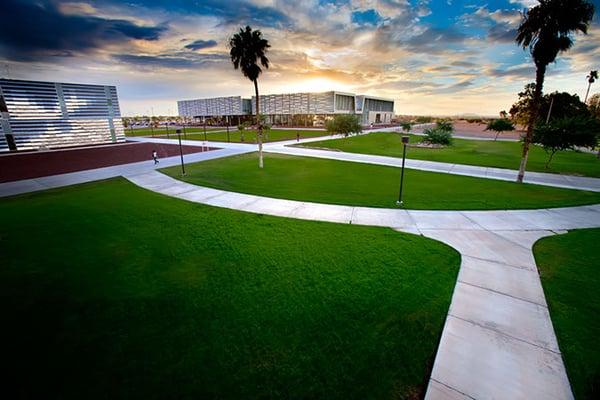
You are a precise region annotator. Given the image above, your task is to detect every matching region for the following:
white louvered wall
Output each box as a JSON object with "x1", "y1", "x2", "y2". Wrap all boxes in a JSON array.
[{"x1": 0, "y1": 79, "x2": 125, "y2": 152}]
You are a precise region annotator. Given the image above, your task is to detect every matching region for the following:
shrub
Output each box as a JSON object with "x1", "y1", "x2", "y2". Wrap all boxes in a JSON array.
[
  {"x1": 400, "y1": 122, "x2": 412, "y2": 133},
  {"x1": 326, "y1": 114, "x2": 362, "y2": 137},
  {"x1": 485, "y1": 118, "x2": 515, "y2": 140},
  {"x1": 415, "y1": 116, "x2": 433, "y2": 123},
  {"x1": 435, "y1": 120, "x2": 454, "y2": 132},
  {"x1": 423, "y1": 127, "x2": 453, "y2": 145}
]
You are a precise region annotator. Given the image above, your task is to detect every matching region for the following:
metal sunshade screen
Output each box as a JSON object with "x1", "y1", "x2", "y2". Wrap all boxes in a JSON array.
[{"x1": 0, "y1": 79, "x2": 125, "y2": 152}]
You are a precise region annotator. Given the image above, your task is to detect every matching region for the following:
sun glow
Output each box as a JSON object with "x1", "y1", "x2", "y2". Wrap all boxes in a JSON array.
[{"x1": 277, "y1": 77, "x2": 352, "y2": 94}]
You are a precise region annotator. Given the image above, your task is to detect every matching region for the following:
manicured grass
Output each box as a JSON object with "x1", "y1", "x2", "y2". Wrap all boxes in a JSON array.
[
  {"x1": 301, "y1": 132, "x2": 600, "y2": 178},
  {"x1": 534, "y1": 229, "x2": 600, "y2": 400},
  {"x1": 185, "y1": 129, "x2": 328, "y2": 143},
  {"x1": 161, "y1": 152, "x2": 600, "y2": 210},
  {"x1": 125, "y1": 127, "x2": 223, "y2": 136},
  {"x1": 0, "y1": 178, "x2": 460, "y2": 399}
]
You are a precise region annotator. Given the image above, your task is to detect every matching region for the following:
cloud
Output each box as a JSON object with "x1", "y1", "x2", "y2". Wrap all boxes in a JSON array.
[
  {"x1": 488, "y1": 24, "x2": 518, "y2": 43},
  {"x1": 451, "y1": 60, "x2": 478, "y2": 68},
  {"x1": 184, "y1": 39, "x2": 218, "y2": 50},
  {"x1": 96, "y1": 0, "x2": 292, "y2": 28},
  {"x1": 485, "y1": 65, "x2": 535, "y2": 80},
  {"x1": 0, "y1": 0, "x2": 166, "y2": 61},
  {"x1": 113, "y1": 52, "x2": 229, "y2": 70},
  {"x1": 405, "y1": 27, "x2": 468, "y2": 54}
]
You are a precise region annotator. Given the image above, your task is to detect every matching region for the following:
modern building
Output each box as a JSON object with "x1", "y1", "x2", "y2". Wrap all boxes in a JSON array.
[
  {"x1": 177, "y1": 96, "x2": 252, "y2": 126},
  {"x1": 177, "y1": 91, "x2": 394, "y2": 127},
  {"x1": 0, "y1": 78, "x2": 125, "y2": 152}
]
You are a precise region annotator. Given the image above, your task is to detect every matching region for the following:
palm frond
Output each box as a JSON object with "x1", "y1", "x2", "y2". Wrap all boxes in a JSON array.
[{"x1": 228, "y1": 26, "x2": 270, "y2": 82}]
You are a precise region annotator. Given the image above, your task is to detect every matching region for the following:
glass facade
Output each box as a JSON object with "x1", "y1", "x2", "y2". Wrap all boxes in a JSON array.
[{"x1": 334, "y1": 94, "x2": 355, "y2": 111}]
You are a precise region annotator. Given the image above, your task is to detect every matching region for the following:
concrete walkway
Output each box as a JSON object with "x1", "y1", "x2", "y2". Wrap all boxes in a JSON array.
[
  {"x1": 2, "y1": 134, "x2": 599, "y2": 399},
  {"x1": 124, "y1": 170, "x2": 600, "y2": 400},
  {"x1": 265, "y1": 142, "x2": 600, "y2": 192},
  {"x1": 0, "y1": 143, "x2": 252, "y2": 198},
  {"x1": 125, "y1": 135, "x2": 600, "y2": 192}
]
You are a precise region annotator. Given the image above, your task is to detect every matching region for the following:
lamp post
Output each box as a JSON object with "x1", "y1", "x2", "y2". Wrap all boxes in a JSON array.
[
  {"x1": 226, "y1": 115, "x2": 230, "y2": 142},
  {"x1": 176, "y1": 128, "x2": 185, "y2": 176},
  {"x1": 396, "y1": 135, "x2": 409, "y2": 206}
]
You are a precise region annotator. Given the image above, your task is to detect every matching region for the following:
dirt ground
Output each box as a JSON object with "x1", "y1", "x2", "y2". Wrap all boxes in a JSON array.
[
  {"x1": 0, "y1": 141, "x2": 214, "y2": 183},
  {"x1": 414, "y1": 120, "x2": 525, "y2": 140}
]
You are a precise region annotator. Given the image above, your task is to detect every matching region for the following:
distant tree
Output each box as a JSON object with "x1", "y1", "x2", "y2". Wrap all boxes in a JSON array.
[
  {"x1": 237, "y1": 121, "x2": 249, "y2": 142},
  {"x1": 533, "y1": 115, "x2": 600, "y2": 167},
  {"x1": 486, "y1": 118, "x2": 515, "y2": 140},
  {"x1": 230, "y1": 26, "x2": 270, "y2": 168},
  {"x1": 514, "y1": 0, "x2": 595, "y2": 182},
  {"x1": 584, "y1": 70, "x2": 598, "y2": 103},
  {"x1": 509, "y1": 83, "x2": 536, "y2": 125},
  {"x1": 499, "y1": 110, "x2": 508, "y2": 119},
  {"x1": 326, "y1": 115, "x2": 362, "y2": 137},
  {"x1": 400, "y1": 122, "x2": 412, "y2": 133},
  {"x1": 539, "y1": 91, "x2": 590, "y2": 122},
  {"x1": 263, "y1": 121, "x2": 271, "y2": 142},
  {"x1": 588, "y1": 93, "x2": 600, "y2": 119},
  {"x1": 258, "y1": 114, "x2": 271, "y2": 141},
  {"x1": 435, "y1": 120, "x2": 454, "y2": 133}
]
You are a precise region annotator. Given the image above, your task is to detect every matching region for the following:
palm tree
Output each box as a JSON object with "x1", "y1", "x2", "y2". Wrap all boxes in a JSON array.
[
  {"x1": 515, "y1": 0, "x2": 594, "y2": 183},
  {"x1": 229, "y1": 26, "x2": 270, "y2": 168},
  {"x1": 584, "y1": 70, "x2": 598, "y2": 103}
]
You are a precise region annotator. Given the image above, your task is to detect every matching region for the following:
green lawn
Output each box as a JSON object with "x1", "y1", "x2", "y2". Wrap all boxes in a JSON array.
[
  {"x1": 185, "y1": 129, "x2": 328, "y2": 143},
  {"x1": 300, "y1": 132, "x2": 600, "y2": 178},
  {"x1": 534, "y1": 229, "x2": 600, "y2": 400},
  {"x1": 125, "y1": 126, "x2": 223, "y2": 136},
  {"x1": 0, "y1": 178, "x2": 460, "y2": 399},
  {"x1": 161, "y1": 152, "x2": 600, "y2": 210}
]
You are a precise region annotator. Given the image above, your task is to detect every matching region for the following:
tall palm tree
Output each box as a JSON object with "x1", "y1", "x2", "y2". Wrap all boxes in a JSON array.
[
  {"x1": 584, "y1": 70, "x2": 598, "y2": 103},
  {"x1": 229, "y1": 26, "x2": 270, "y2": 168},
  {"x1": 515, "y1": 0, "x2": 594, "y2": 183}
]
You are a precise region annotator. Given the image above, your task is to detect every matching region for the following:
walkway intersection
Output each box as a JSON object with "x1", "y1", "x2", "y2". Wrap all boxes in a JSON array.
[{"x1": 2, "y1": 134, "x2": 600, "y2": 399}]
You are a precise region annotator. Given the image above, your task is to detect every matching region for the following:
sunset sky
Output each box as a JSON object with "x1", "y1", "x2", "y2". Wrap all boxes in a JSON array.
[{"x1": 1, "y1": 0, "x2": 599, "y2": 116}]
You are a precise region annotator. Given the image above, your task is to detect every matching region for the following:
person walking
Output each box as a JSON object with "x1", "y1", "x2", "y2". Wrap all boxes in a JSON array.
[{"x1": 152, "y1": 149, "x2": 159, "y2": 165}]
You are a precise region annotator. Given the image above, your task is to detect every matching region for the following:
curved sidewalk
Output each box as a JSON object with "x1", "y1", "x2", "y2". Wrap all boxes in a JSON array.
[
  {"x1": 126, "y1": 135, "x2": 600, "y2": 192},
  {"x1": 127, "y1": 170, "x2": 600, "y2": 400},
  {"x1": 265, "y1": 143, "x2": 600, "y2": 192}
]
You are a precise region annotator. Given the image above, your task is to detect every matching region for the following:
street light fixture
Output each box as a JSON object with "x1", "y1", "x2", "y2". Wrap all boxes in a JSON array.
[
  {"x1": 396, "y1": 135, "x2": 409, "y2": 206},
  {"x1": 176, "y1": 128, "x2": 186, "y2": 176}
]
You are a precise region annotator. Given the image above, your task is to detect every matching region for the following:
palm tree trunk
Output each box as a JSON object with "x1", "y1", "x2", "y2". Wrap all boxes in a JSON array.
[
  {"x1": 254, "y1": 79, "x2": 263, "y2": 169},
  {"x1": 517, "y1": 63, "x2": 546, "y2": 183},
  {"x1": 584, "y1": 81, "x2": 591, "y2": 103}
]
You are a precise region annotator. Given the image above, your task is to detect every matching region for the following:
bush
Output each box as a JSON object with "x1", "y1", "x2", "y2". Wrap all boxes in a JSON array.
[
  {"x1": 400, "y1": 122, "x2": 412, "y2": 133},
  {"x1": 435, "y1": 120, "x2": 454, "y2": 132},
  {"x1": 423, "y1": 127, "x2": 453, "y2": 145},
  {"x1": 326, "y1": 114, "x2": 362, "y2": 137},
  {"x1": 485, "y1": 118, "x2": 515, "y2": 140},
  {"x1": 415, "y1": 116, "x2": 433, "y2": 123}
]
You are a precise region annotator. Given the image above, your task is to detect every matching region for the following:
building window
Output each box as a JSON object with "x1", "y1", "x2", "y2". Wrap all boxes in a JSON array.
[{"x1": 335, "y1": 94, "x2": 354, "y2": 111}]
